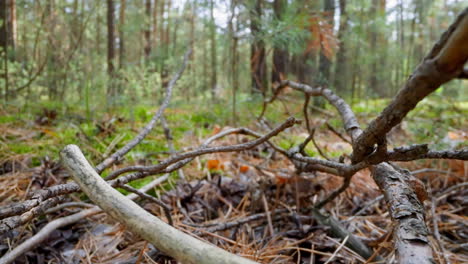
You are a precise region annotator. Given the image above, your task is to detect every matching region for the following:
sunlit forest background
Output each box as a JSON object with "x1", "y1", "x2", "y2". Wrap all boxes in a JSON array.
[{"x1": 2, "y1": 0, "x2": 466, "y2": 112}]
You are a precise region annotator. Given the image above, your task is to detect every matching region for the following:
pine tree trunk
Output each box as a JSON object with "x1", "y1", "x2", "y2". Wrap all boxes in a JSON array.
[
  {"x1": 119, "y1": 0, "x2": 126, "y2": 69},
  {"x1": 271, "y1": 0, "x2": 288, "y2": 85},
  {"x1": 107, "y1": 0, "x2": 116, "y2": 100},
  {"x1": 333, "y1": 0, "x2": 348, "y2": 96},
  {"x1": 209, "y1": 0, "x2": 217, "y2": 100},
  {"x1": 318, "y1": 0, "x2": 335, "y2": 85},
  {"x1": 250, "y1": 0, "x2": 267, "y2": 95},
  {"x1": 144, "y1": 0, "x2": 152, "y2": 63}
]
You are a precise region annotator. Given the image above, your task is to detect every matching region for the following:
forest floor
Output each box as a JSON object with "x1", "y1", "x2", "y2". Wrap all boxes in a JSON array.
[{"x1": 0, "y1": 96, "x2": 467, "y2": 263}]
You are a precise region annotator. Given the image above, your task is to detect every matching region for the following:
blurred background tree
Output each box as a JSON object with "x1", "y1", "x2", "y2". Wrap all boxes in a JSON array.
[{"x1": 0, "y1": 0, "x2": 465, "y2": 112}]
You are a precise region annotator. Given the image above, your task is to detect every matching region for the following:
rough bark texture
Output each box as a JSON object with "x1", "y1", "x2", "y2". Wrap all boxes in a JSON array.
[
  {"x1": 352, "y1": 8, "x2": 468, "y2": 163},
  {"x1": 371, "y1": 163, "x2": 434, "y2": 264},
  {"x1": 271, "y1": 79, "x2": 439, "y2": 262},
  {"x1": 61, "y1": 145, "x2": 257, "y2": 264}
]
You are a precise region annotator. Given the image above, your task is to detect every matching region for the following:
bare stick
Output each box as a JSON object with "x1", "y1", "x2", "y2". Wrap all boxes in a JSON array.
[
  {"x1": 95, "y1": 48, "x2": 192, "y2": 173},
  {"x1": 160, "y1": 115, "x2": 185, "y2": 180},
  {"x1": 107, "y1": 117, "x2": 298, "y2": 178},
  {"x1": 0, "y1": 119, "x2": 295, "y2": 226},
  {"x1": 0, "y1": 175, "x2": 169, "y2": 264},
  {"x1": 60, "y1": 145, "x2": 257, "y2": 264}
]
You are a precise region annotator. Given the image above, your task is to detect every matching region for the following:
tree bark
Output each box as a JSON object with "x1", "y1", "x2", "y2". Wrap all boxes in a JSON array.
[
  {"x1": 7, "y1": 0, "x2": 16, "y2": 51},
  {"x1": 333, "y1": 0, "x2": 348, "y2": 96},
  {"x1": 318, "y1": 0, "x2": 335, "y2": 85},
  {"x1": 107, "y1": 0, "x2": 116, "y2": 99},
  {"x1": 271, "y1": 0, "x2": 288, "y2": 85},
  {"x1": 144, "y1": 0, "x2": 152, "y2": 63},
  {"x1": 119, "y1": 0, "x2": 126, "y2": 69},
  {"x1": 368, "y1": 0, "x2": 386, "y2": 97},
  {"x1": 209, "y1": 0, "x2": 217, "y2": 100},
  {"x1": 249, "y1": 0, "x2": 267, "y2": 95}
]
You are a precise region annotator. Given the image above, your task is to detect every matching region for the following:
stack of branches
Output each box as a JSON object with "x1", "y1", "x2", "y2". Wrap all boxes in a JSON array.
[{"x1": 1, "y1": 8, "x2": 467, "y2": 264}]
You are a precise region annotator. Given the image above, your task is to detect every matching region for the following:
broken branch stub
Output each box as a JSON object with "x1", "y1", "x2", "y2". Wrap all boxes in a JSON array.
[{"x1": 60, "y1": 144, "x2": 257, "y2": 264}]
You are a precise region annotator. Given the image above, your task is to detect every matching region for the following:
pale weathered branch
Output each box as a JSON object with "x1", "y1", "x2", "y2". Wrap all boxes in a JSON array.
[
  {"x1": 279, "y1": 80, "x2": 362, "y2": 142},
  {"x1": 60, "y1": 145, "x2": 257, "y2": 264},
  {"x1": 0, "y1": 175, "x2": 169, "y2": 264},
  {"x1": 0, "y1": 49, "x2": 191, "y2": 225},
  {"x1": 0, "y1": 118, "x2": 296, "y2": 229},
  {"x1": 106, "y1": 117, "x2": 299, "y2": 178}
]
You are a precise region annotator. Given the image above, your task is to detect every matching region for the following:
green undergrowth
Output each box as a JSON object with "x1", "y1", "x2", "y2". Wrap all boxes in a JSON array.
[{"x1": 1, "y1": 93, "x2": 466, "y2": 174}]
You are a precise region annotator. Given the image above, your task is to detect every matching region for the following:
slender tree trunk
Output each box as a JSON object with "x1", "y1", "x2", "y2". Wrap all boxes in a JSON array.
[
  {"x1": 96, "y1": 5, "x2": 102, "y2": 55},
  {"x1": 1, "y1": 0, "x2": 8, "y2": 101},
  {"x1": 159, "y1": 0, "x2": 166, "y2": 79},
  {"x1": 7, "y1": 0, "x2": 16, "y2": 51},
  {"x1": 271, "y1": 0, "x2": 288, "y2": 85},
  {"x1": 249, "y1": 0, "x2": 267, "y2": 95},
  {"x1": 314, "y1": 0, "x2": 335, "y2": 106},
  {"x1": 318, "y1": 0, "x2": 335, "y2": 85},
  {"x1": 107, "y1": 0, "x2": 116, "y2": 100},
  {"x1": 152, "y1": 0, "x2": 158, "y2": 51},
  {"x1": 209, "y1": 0, "x2": 217, "y2": 100},
  {"x1": 144, "y1": 0, "x2": 152, "y2": 63},
  {"x1": 202, "y1": 22, "x2": 208, "y2": 97},
  {"x1": 368, "y1": 0, "x2": 386, "y2": 97},
  {"x1": 228, "y1": 0, "x2": 238, "y2": 123},
  {"x1": 333, "y1": 0, "x2": 348, "y2": 96},
  {"x1": 46, "y1": 0, "x2": 59, "y2": 100},
  {"x1": 171, "y1": 8, "x2": 178, "y2": 55},
  {"x1": 119, "y1": 0, "x2": 126, "y2": 69}
]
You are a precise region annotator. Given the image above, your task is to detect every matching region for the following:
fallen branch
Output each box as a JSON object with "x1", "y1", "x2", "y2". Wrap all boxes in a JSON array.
[
  {"x1": 0, "y1": 48, "x2": 192, "y2": 225},
  {"x1": 0, "y1": 175, "x2": 169, "y2": 264},
  {"x1": 60, "y1": 145, "x2": 257, "y2": 264},
  {"x1": 371, "y1": 163, "x2": 434, "y2": 263},
  {"x1": 96, "y1": 48, "x2": 192, "y2": 173}
]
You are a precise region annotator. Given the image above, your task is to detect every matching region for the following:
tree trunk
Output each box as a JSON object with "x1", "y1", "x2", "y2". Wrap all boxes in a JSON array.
[
  {"x1": 144, "y1": 0, "x2": 152, "y2": 63},
  {"x1": 0, "y1": 1, "x2": 7, "y2": 52},
  {"x1": 249, "y1": 0, "x2": 267, "y2": 95},
  {"x1": 152, "y1": 0, "x2": 158, "y2": 51},
  {"x1": 209, "y1": 0, "x2": 217, "y2": 100},
  {"x1": 318, "y1": 0, "x2": 335, "y2": 85},
  {"x1": 119, "y1": 0, "x2": 126, "y2": 69},
  {"x1": 228, "y1": 0, "x2": 238, "y2": 123},
  {"x1": 107, "y1": 0, "x2": 116, "y2": 100},
  {"x1": 368, "y1": 0, "x2": 386, "y2": 97},
  {"x1": 7, "y1": 0, "x2": 16, "y2": 51},
  {"x1": 0, "y1": 0, "x2": 7, "y2": 101},
  {"x1": 271, "y1": 0, "x2": 288, "y2": 85},
  {"x1": 333, "y1": 0, "x2": 348, "y2": 96}
]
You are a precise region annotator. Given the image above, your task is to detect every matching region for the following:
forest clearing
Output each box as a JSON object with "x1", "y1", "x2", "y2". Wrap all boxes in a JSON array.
[{"x1": 0, "y1": 1, "x2": 467, "y2": 263}]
